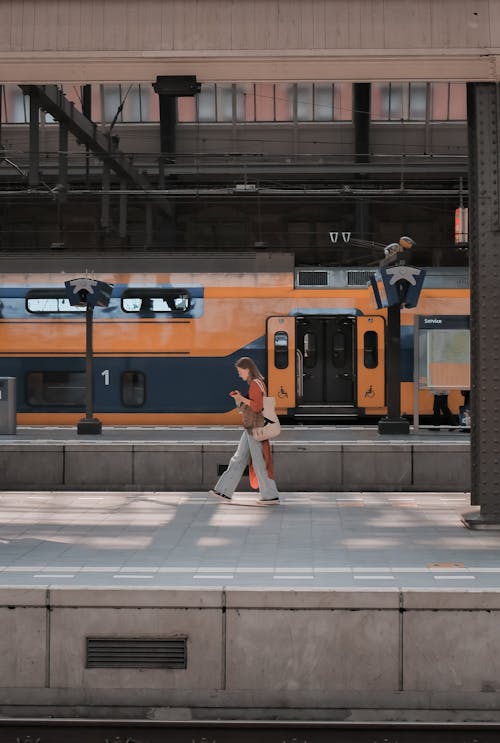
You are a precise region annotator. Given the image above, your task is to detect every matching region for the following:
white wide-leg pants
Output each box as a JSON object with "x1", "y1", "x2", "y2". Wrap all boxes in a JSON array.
[{"x1": 214, "y1": 429, "x2": 279, "y2": 501}]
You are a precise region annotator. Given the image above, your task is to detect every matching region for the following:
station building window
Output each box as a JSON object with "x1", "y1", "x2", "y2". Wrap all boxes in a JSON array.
[
  {"x1": 177, "y1": 83, "x2": 352, "y2": 123},
  {"x1": 431, "y1": 82, "x2": 467, "y2": 121},
  {"x1": 1, "y1": 84, "x2": 87, "y2": 124},
  {"x1": 0, "y1": 82, "x2": 466, "y2": 126},
  {"x1": 371, "y1": 82, "x2": 467, "y2": 121},
  {"x1": 1, "y1": 85, "x2": 28, "y2": 123},
  {"x1": 26, "y1": 371, "x2": 86, "y2": 406},
  {"x1": 371, "y1": 82, "x2": 427, "y2": 121},
  {"x1": 99, "y1": 84, "x2": 157, "y2": 124}
]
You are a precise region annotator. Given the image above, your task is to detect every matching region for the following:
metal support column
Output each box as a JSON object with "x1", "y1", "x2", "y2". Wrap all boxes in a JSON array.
[
  {"x1": 463, "y1": 83, "x2": 500, "y2": 528},
  {"x1": 28, "y1": 94, "x2": 40, "y2": 187},
  {"x1": 153, "y1": 75, "x2": 200, "y2": 193},
  {"x1": 77, "y1": 303, "x2": 102, "y2": 435},
  {"x1": 81, "y1": 84, "x2": 92, "y2": 186},
  {"x1": 158, "y1": 94, "x2": 176, "y2": 162},
  {"x1": 81, "y1": 84, "x2": 92, "y2": 119},
  {"x1": 353, "y1": 84, "x2": 370, "y2": 251},
  {"x1": 353, "y1": 83, "x2": 370, "y2": 163},
  {"x1": 119, "y1": 179, "x2": 127, "y2": 240},
  {"x1": 58, "y1": 121, "x2": 68, "y2": 193},
  {"x1": 157, "y1": 93, "x2": 176, "y2": 189},
  {"x1": 145, "y1": 202, "x2": 153, "y2": 248},
  {"x1": 101, "y1": 159, "x2": 110, "y2": 231}
]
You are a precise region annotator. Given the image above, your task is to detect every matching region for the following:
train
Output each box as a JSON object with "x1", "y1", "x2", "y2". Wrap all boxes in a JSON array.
[{"x1": 0, "y1": 252, "x2": 469, "y2": 426}]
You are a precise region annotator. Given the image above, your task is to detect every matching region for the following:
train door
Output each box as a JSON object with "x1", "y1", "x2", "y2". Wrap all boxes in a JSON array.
[
  {"x1": 267, "y1": 316, "x2": 296, "y2": 412},
  {"x1": 356, "y1": 315, "x2": 385, "y2": 411},
  {"x1": 296, "y1": 316, "x2": 356, "y2": 409}
]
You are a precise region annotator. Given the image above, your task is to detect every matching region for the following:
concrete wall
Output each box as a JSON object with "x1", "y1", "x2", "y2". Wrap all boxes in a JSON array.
[
  {"x1": 1, "y1": 587, "x2": 500, "y2": 717},
  {"x1": 0, "y1": 441, "x2": 470, "y2": 492}
]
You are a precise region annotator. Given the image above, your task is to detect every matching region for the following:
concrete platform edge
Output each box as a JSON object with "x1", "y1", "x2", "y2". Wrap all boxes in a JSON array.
[
  {"x1": 0, "y1": 586, "x2": 498, "y2": 716},
  {"x1": 0, "y1": 441, "x2": 470, "y2": 492}
]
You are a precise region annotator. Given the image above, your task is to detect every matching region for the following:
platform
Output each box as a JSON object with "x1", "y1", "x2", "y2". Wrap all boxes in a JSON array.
[
  {"x1": 0, "y1": 425, "x2": 470, "y2": 492},
  {"x1": 0, "y1": 490, "x2": 488, "y2": 588},
  {"x1": 2, "y1": 490, "x2": 500, "y2": 722}
]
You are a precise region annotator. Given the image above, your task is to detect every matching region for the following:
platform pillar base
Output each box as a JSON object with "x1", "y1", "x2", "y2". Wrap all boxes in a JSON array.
[
  {"x1": 462, "y1": 510, "x2": 500, "y2": 530},
  {"x1": 77, "y1": 417, "x2": 102, "y2": 435},
  {"x1": 378, "y1": 418, "x2": 410, "y2": 435}
]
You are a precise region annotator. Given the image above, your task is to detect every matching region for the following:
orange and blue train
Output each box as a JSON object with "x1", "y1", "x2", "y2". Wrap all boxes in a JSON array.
[{"x1": 0, "y1": 253, "x2": 469, "y2": 426}]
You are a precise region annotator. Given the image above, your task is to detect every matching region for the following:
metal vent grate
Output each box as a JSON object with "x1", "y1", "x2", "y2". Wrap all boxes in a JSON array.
[
  {"x1": 297, "y1": 270, "x2": 328, "y2": 286},
  {"x1": 86, "y1": 638, "x2": 187, "y2": 669},
  {"x1": 347, "y1": 270, "x2": 375, "y2": 286}
]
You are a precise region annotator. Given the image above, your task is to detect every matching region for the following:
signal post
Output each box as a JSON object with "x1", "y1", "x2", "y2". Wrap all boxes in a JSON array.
[
  {"x1": 370, "y1": 238, "x2": 425, "y2": 435},
  {"x1": 64, "y1": 277, "x2": 113, "y2": 435}
]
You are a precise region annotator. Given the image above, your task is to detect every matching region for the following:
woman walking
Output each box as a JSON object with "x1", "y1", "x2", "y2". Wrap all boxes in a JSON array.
[{"x1": 209, "y1": 357, "x2": 280, "y2": 504}]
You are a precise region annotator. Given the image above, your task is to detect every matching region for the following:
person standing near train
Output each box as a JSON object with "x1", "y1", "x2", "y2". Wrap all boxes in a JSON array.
[{"x1": 209, "y1": 357, "x2": 280, "y2": 504}]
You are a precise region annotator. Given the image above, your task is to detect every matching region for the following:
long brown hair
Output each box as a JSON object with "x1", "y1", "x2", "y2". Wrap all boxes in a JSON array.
[{"x1": 235, "y1": 356, "x2": 264, "y2": 382}]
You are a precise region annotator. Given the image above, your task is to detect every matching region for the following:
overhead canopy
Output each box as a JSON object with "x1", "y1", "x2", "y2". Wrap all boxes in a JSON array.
[{"x1": 0, "y1": 0, "x2": 499, "y2": 83}]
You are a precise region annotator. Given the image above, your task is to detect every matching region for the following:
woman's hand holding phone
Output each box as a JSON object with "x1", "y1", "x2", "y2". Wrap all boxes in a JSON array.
[{"x1": 230, "y1": 390, "x2": 244, "y2": 406}]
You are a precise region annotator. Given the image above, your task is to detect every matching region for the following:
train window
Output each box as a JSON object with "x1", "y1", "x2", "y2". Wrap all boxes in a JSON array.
[
  {"x1": 364, "y1": 331, "x2": 378, "y2": 369},
  {"x1": 121, "y1": 371, "x2": 145, "y2": 407},
  {"x1": 332, "y1": 332, "x2": 346, "y2": 368},
  {"x1": 26, "y1": 296, "x2": 86, "y2": 313},
  {"x1": 26, "y1": 372, "x2": 86, "y2": 406},
  {"x1": 274, "y1": 331, "x2": 289, "y2": 370},
  {"x1": 121, "y1": 290, "x2": 191, "y2": 314},
  {"x1": 303, "y1": 332, "x2": 317, "y2": 368}
]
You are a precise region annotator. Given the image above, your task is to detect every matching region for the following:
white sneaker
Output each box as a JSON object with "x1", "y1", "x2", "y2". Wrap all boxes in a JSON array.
[{"x1": 209, "y1": 489, "x2": 232, "y2": 502}]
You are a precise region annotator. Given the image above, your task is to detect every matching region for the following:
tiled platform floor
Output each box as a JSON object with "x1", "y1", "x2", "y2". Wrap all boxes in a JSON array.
[{"x1": 0, "y1": 491, "x2": 498, "y2": 589}]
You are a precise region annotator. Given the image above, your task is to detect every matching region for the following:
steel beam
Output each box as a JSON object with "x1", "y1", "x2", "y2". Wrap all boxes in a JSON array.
[
  {"x1": 119, "y1": 179, "x2": 127, "y2": 239},
  {"x1": 58, "y1": 121, "x2": 68, "y2": 193},
  {"x1": 100, "y1": 159, "x2": 110, "y2": 230},
  {"x1": 463, "y1": 83, "x2": 500, "y2": 528},
  {"x1": 152, "y1": 76, "x2": 200, "y2": 188},
  {"x1": 353, "y1": 83, "x2": 370, "y2": 164},
  {"x1": 28, "y1": 94, "x2": 40, "y2": 187},
  {"x1": 20, "y1": 85, "x2": 171, "y2": 218}
]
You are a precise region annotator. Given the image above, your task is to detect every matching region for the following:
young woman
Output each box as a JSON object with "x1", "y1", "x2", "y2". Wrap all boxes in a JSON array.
[{"x1": 209, "y1": 356, "x2": 280, "y2": 504}]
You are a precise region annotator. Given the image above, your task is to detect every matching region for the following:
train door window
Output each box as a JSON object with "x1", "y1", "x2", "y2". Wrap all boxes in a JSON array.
[
  {"x1": 364, "y1": 331, "x2": 378, "y2": 368},
  {"x1": 26, "y1": 372, "x2": 86, "y2": 406},
  {"x1": 121, "y1": 371, "x2": 145, "y2": 407},
  {"x1": 332, "y1": 332, "x2": 346, "y2": 368},
  {"x1": 303, "y1": 332, "x2": 317, "y2": 368},
  {"x1": 274, "y1": 331, "x2": 289, "y2": 369}
]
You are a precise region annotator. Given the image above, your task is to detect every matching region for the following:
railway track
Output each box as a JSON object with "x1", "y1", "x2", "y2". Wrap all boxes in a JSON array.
[{"x1": 0, "y1": 719, "x2": 499, "y2": 743}]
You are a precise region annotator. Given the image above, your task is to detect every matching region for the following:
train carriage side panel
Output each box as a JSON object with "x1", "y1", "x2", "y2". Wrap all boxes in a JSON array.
[
  {"x1": 266, "y1": 316, "x2": 296, "y2": 413},
  {"x1": 356, "y1": 315, "x2": 385, "y2": 411},
  {"x1": 0, "y1": 262, "x2": 471, "y2": 425}
]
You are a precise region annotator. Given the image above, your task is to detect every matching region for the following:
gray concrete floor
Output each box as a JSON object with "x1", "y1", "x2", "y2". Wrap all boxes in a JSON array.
[{"x1": 0, "y1": 490, "x2": 497, "y2": 589}]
